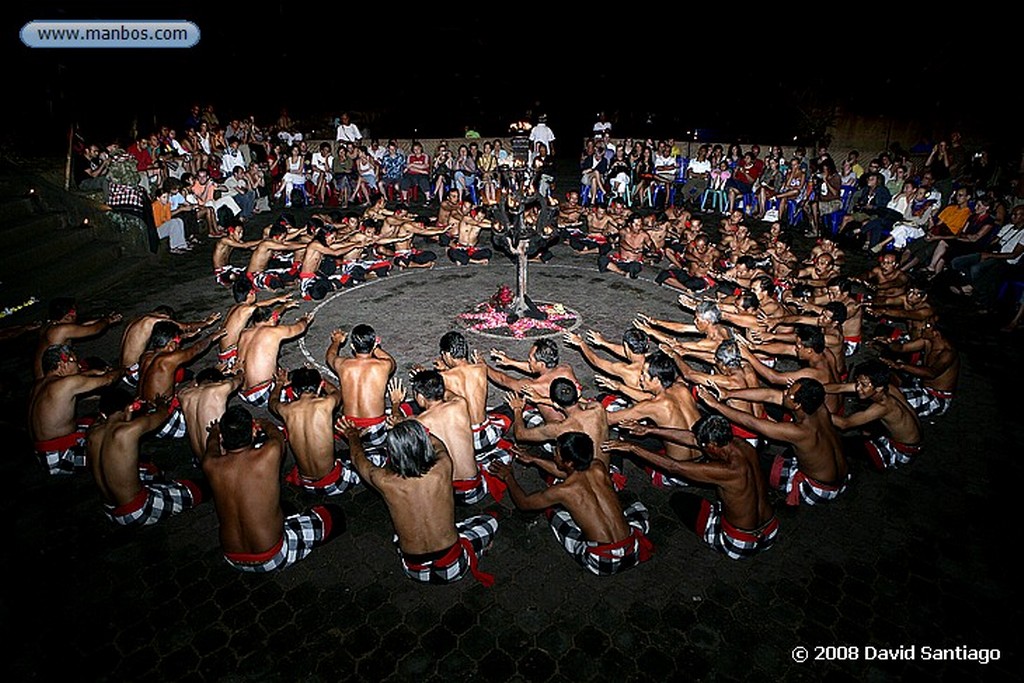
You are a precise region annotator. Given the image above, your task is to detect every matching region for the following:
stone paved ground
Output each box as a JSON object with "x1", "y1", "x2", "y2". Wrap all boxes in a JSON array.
[{"x1": 2, "y1": 184, "x2": 1020, "y2": 682}]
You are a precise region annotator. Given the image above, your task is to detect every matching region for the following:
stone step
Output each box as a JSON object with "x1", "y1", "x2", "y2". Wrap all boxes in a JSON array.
[
  {"x1": 0, "y1": 195, "x2": 42, "y2": 222},
  {"x1": 0, "y1": 222, "x2": 100, "y2": 277},
  {"x1": 0, "y1": 212, "x2": 68, "y2": 247},
  {"x1": 0, "y1": 239, "x2": 127, "y2": 303}
]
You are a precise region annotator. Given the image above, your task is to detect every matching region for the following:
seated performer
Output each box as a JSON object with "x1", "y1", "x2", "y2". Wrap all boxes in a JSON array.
[
  {"x1": 604, "y1": 415, "x2": 778, "y2": 559},
  {"x1": 391, "y1": 370, "x2": 504, "y2": 505},
  {"x1": 697, "y1": 379, "x2": 849, "y2": 507},
  {"x1": 87, "y1": 398, "x2": 208, "y2": 526},
  {"x1": 435, "y1": 331, "x2": 511, "y2": 464},
  {"x1": 490, "y1": 432, "x2": 653, "y2": 576},
  {"x1": 828, "y1": 360, "x2": 922, "y2": 471},
  {"x1": 270, "y1": 367, "x2": 360, "y2": 496},
  {"x1": 29, "y1": 344, "x2": 120, "y2": 475},
  {"x1": 203, "y1": 407, "x2": 346, "y2": 573},
  {"x1": 343, "y1": 418, "x2": 498, "y2": 586},
  {"x1": 327, "y1": 324, "x2": 396, "y2": 463}
]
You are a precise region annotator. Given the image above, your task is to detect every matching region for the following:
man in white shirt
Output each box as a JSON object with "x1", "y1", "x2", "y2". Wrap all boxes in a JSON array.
[
  {"x1": 220, "y1": 138, "x2": 246, "y2": 179},
  {"x1": 951, "y1": 205, "x2": 1024, "y2": 310},
  {"x1": 335, "y1": 113, "x2": 362, "y2": 143},
  {"x1": 529, "y1": 114, "x2": 556, "y2": 157}
]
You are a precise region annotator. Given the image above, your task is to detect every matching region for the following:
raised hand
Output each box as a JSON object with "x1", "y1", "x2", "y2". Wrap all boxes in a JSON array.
[
  {"x1": 331, "y1": 329, "x2": 348, "y2": 346},
  {"x1": 617, "y1": 419, "x2": 650, "y2": 436},
  {"x1": 388, "y1": 377, "x2": 406, "y2": 405},
  {"x1": 504, "y1": 390, "x2": 526, "y2": 412}
]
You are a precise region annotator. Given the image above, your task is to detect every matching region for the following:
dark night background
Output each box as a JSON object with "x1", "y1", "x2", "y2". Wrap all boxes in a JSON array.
[{"x1": 3, "y1": 5, "x2": 1021, "y2": 157}]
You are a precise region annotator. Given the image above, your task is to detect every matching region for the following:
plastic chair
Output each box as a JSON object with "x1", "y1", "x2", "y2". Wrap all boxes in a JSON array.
[
  {"x1": 701, "y1": 188, "x2": 728, "y2": 213},
  {"x1": 668, "y1": 156, "x2": 689, "y2": 206}
]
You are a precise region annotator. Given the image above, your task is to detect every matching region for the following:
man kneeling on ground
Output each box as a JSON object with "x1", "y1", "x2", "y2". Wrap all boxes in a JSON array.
[{"x1": 490, "y1": 432, "x2": 654, "y2": 576}]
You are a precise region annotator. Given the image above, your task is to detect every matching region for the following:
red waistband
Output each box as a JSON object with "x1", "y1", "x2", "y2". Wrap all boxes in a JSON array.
[
  {"x1": 218, "y1": 346, "x2": 237, "y2": 360},
  {"x1": 452, "y1": 474, "x2": 483, "y2": 492},
  {"x1": 111, "y1": 488, "x2": 149, "y2": 516},
  {"x1": 589, "y1": 528, "x2": 655, "y2": 562},
  {"x1": 224, "y1": 536, "x2": 285, "y2": 564},
  {"x1": 34, "y1": 430, "x2": 85, "y2": 452},
  {"x1": 285, "y1": 460, "x2": 343, "y2": 488},
  {"x1": 925, "y1": 387, "x2": 954, "y2": 399},
  {"x1": 243, "y1": 378, "x2": 274, "y2": 397},
  {"x1": 890, "y1": 440, "x2": 922, "y2": 454},
  {"x1": 722, "y1": 515, "x2": 779, "y2": 543},
  {"x1": 844, "y1": 335, "x2": 862, "y2": 343},
  {"x1": 731, "y1": 424, "x2": 760, "y2": 440},
  {"x1": 345, "y1": 414, "x2": 386, "y2": 428}
]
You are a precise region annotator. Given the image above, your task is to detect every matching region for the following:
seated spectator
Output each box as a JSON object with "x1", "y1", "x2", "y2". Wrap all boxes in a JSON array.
[
  {"x1": 453, "y1": 144, "x2": 478, "y2": 202},
  {"x1": 402, "y1": 141, "x2": 431, "y2": 204},
  {"x1": 379, "y1": 140, "x2": 407, "y2": 201},
  {"x1": 73, "y1": 143, "x2": 111, "y2": 195},
  {"x1": 151, "y1": 187, "x2": 192, "y2": 254}
]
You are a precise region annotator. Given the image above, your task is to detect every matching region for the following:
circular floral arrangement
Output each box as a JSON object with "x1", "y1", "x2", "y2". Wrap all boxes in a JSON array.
[{"x1": 459, "y1": 286, "x2": 580, "y2": 339}]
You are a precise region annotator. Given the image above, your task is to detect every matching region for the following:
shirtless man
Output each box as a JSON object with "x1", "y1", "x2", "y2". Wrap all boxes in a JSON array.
[
  {"x1": 177, "y1": 368, "x2": 243, "y2": 464},
  {"x1": 599, "y1": 216, "x2": 652, "y2": 279},
  {"x1": 269, "y1": 367, "x2": 359, "y2": 496},
  {"x1": 203, "y1": 407, "x2": 345, "y2": 573},
  {"x1": 219, "y1": 286, "x2": 291, "y2": 371},
  {"x1": 87, "y1": 399, "x2": 207, "y2": 526},
  {"x1": 244, "y1": 223, "x2": 306, "y2": 290},
  {"x1": 326, "y1": 324, "x2": 396, "y2": 462},
  {"x1": 137, "y1": 321, "x2": 225, "y2": 438},
  {"x1": 119, "y1": 306, "x2": 220, "y2": 389},
  {"x1": 507, "y1": 377, "x2": 612, "y2": 466},
  {"x1": 698, "y1": 378, "x2": 849, "y2": 506},
  {"x1": 604, "y1": 415, "x2": 778, "y2": 559},
  {"x1": 34, "y1": 298, "x2": 122, "y2": 378},
  {"x1": 866, "y1": 282, "x2": 938, "y2": 325},
  {"x1": 491, "y1": 431, "x2": 653, "y2": 576},
  {"x1": 392, "y1": 370, "x2": 501, "y2": 505},
  {"x1": 433, "y1": 331, "x2": 510, "y2": 464},
  {"x1": 654, "y1": 232, "x2": 721, "y2": 292},
  {"x1": 737, "y1": 325, "x2": 843, "y2": 414},
  {"x1": 662, "y1": 339, "x2": 762, "y2": 447},
  {"x1": 880, "y1": 321, "x2": 959, "y2": 418},
  {"x1": 573, "y1": 204, "x2": 619, "y2": 254},
  {"x1": 829, "y1": 360, "x2": 922, "y2": 470},
  {"x1": 436, "y1": 189, "x2": 464, "y2": 238},
  {"x1": 344, "y1": 418, "x2": 498, "y2": 586},
  {"x1": 236, "y1": 309, "x2": 313, "y2": 408},
  {"x1": 563, "y1": 328, "x2": 651, "y2": 408},
  {"x1": 854, "y1": 252, "x2": 907, "y2": 301},
  {"x1": 634, "y1": 301, "x2": 733, "y2": 357},
  {"x1": 296, "y1": 229, "x2": 369, "y2": 300},
  {"x1": 212, "y1": 222, "x2": 260, "y2": 287},
  {"x1": 374, "y1": 207, "x2": 448, "y2": 269},
  {"x1": 604, "y1": 351, "x2": 703, "y2": 487},
  {"x1": 804, "y1": 277, "x2": 863, "y2": 355},
  {"x1": 29, "y1": 344, "x2": 120, "y2": 475},
  {"x1": 557, "y1": 190, "x2": 585, "y2": 234},
  {"x1": 485, "y1": 339, "x2": 580, "y2": 426},
  {"x1": 447, "y1": 209, "x2": 494, "y2": 265}
]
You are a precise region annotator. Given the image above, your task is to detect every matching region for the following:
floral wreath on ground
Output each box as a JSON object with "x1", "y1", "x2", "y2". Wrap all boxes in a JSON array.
[{"x1": 458, "y1": 285, "x2": 579, "y2": 339}]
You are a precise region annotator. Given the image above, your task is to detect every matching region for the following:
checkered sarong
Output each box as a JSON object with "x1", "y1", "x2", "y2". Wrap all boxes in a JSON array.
[
  {"x1": 155, "y1": 406, "x2": 187, "y2": 439},
  {"x1": 695, "y1": 497, "x2": 778, "y2": 559},
  {"x1": 34, "y1": 430, "x2": 88, "y2": 476},
  {"x1": 399, "y1": 514, "x2": 498, "y2": 586},
  {"x1": 240, "y1": 379, "x2": 275, "y2": 409},
  {"x1": 103, "y1": 479, "x2": 202, "y2": 526},
  {"x1": 472, "y1": 413, "x2": 510, "y2": 463},
  {"x1": 900, "y1": 384, "x2": 953, "y2": 418},
  {"x1": 224, "y1": 506, "x2": 332, "y2": 573},
  {"x1": 548, "y1": 501, "x2": 654, "y2": 576},
  {"x1": 864, "y1": 435, "x2": 921, "y2": 471},
  {"x1": 284, "y1": 460, "x2": 361, "y2": 496},
  {"x1": 770, "y1": 454, "x2": 850, "y2": 507}
]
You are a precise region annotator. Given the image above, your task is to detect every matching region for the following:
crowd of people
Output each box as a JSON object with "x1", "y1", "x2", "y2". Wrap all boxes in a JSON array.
[{"x1": 28, "y1": 107, "x2": 1021, "y2": 585}]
